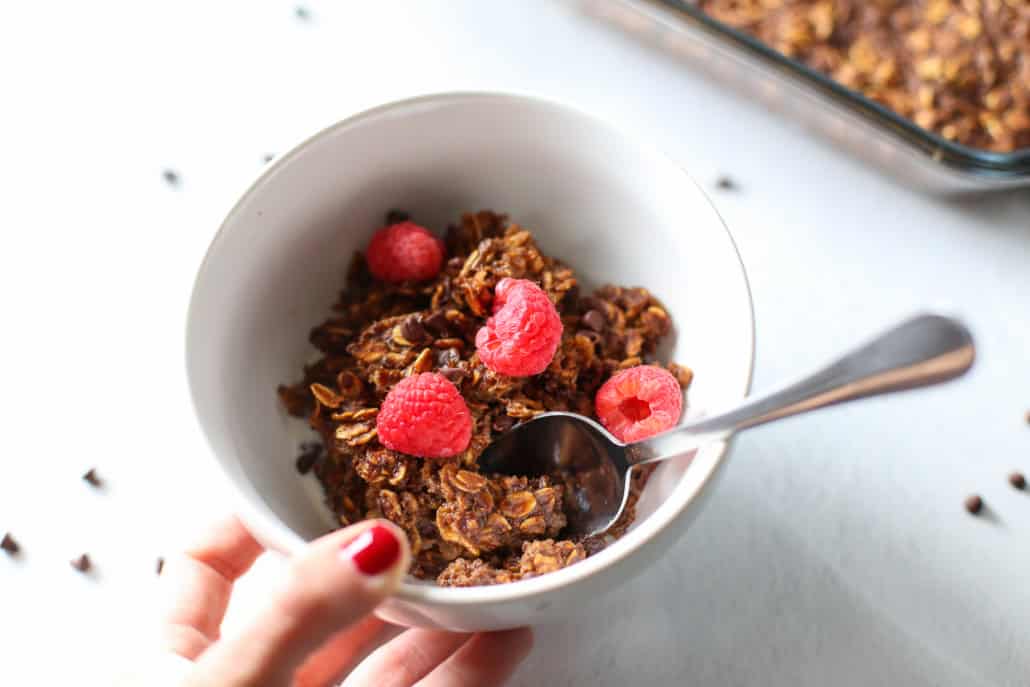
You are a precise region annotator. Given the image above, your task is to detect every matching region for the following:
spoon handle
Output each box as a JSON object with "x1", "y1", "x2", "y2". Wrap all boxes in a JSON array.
[{"x1": 629, "y1": 313, "x2": 975, "y2": 465}]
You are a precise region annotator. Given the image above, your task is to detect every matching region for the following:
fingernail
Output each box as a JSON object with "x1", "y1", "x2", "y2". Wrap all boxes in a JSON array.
[{"x1": 341, "y1": 525, "x2": 401, "y2": 576}]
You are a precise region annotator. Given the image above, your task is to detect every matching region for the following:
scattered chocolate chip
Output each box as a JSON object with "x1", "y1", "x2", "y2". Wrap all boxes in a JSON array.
[
  {"x1": 401, "y1": 316, "x2": 428, "y2": 344},
  {"x1": 1009, "y1": 472, "x2": 1026, "y2": 490},
  {"x1": 70, "y1": 554, "x2": 92, "y2": 573},
  {"x1": 492, "y1": 415, "x2": 516, "y2": 433},
  {"x1": 715, "y1": 176, "x2": 737, "y2": 191},
  {"x1": 156, "y1": 557, "x2": 165, "y2": 575},
  {"x1": 295, "y1": 441, "x2": 323, "y2": 475},
  {"x1": 964, "y1": 494, "x2": 983, "y2": 515},
  {"x1": 385, "y1": 209, "x2": 410, "y2": 225},
  {"x1": 82, "y1": 468, "x2": 101, "y2": 487},
  {"x1": 1, "y1": 533, "x2": 19, "y2": 555},
  {"x1": 162, "y1": 169, "x2": 180, "y2": 187},
  {"x1": 582, "y1": 309, "x2": 606, "y2": 332},
  {"x1": 295, "y1": 5, "x2": 311, "y2": 20},
  {"x1": 262, "y1": 153, "x2": 275, "y2": 163}
]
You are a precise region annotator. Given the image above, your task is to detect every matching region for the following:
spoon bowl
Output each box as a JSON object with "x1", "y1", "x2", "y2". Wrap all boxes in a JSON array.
[{"x1": 479, "y1": 412, "x2": 633, "y2": 537}]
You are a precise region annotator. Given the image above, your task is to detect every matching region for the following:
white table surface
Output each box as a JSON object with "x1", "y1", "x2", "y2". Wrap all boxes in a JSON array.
[{"x1": 2, "y1": 1, "x2": 1028, "y2": 684}]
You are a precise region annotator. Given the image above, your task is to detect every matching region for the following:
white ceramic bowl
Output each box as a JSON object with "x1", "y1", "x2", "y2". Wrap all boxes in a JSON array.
[{"x1": 186, "y1": 92, "x2": 754, "y2": 631}]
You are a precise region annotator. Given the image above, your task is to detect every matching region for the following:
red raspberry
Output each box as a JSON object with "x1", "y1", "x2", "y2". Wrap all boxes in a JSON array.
[
  {"x1": 595, "y1": 366, "x2": 683, "y2": 443},
  {"x1": 365, "y1": 221, "x2": 444, "y2": 283},
  {"x1": 376, "y1": 372, "x2": 472, "y2": 458},
  {"x1": 474, "y1": 278, "x2": 563, "y2": 377}
]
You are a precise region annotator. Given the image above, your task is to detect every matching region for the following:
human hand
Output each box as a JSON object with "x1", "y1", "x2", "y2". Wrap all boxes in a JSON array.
[{"x1": 132, "y1": 516, "x2": 532, "y2": 686}]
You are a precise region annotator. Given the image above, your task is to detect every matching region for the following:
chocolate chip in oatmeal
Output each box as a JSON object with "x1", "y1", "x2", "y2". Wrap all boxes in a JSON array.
[
  {"x1": 400, "y1": 316, "x2": 429, "y2": 345},
  {"x1": 964, "y1": 494, "x2": 983, "y2": 515},
  {"x1": 582, "y1": 309, "x2": 606, "y2": 332},
  {"x1": 295, "y1": 441, "x2": 323, "y2": 475},
  {"x1": 438, "y1": 366, "x2": 466, "y2": 383},
  {"x1": 492, "y1": 414, "x2": 516, "y2": 433},
  {"x1": 423, "y1": 312, "x2": 451, "y2": 337}
]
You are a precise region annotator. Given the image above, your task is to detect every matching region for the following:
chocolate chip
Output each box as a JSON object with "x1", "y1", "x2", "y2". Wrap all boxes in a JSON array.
[
  {"x1": 563, "y1": 283, "x2": 580, "y2": 304},
  {"x1": 162, "y1": 169, "x2": 180, "y2": 187},
  {"x1": 436, "y1": 348, "x2": 461, "y2": 368},
  {"x1": 715, "y1": 176, "x2": 737, "y2": 190},
  {"x1": 295, "y1": 5, "x2": 311, "y2": 20},
  {"x1": 401, "y1": 316, "x2": 428, "y2": 344},
  {"x1": 492, "y1": 415, "x2": 516, "y2": 433},
  {"x1": 582, "y1": 309, "x2": 606, "y2": 332},
  {"x1": 82, "y1": 468, "x2": 101, "y2": 487},
  {"x1": 1, "y1": 533, "x2": 19, "y2": 555},
  {"x1": 262, "y1": 153, "x2": 275, "y2": 163},
  {"x1": 70, "y1": 554, "x2": 91, "y2": 573},
  {"x1": 385, "y1": 209, "x2": 410, "y2": 225},
  {"x1": 964, "y1": 494, "x2": 983, "y2": 515},
  {"x1": 439, "y1": 366, "x2": 466, "y2": 383},
  {"x1": 424, "y1": 312, "x2": 451, "y2": 336},
  {"x1": 1009, "y1": 472, "x2": 1026, "y2": 490},
  {"x1": 156, "y1": 557, "x2": 165, "y2": 575},
  {"x1": 577, "y1": 329, "x2": 602, "y2": 345},
  {"x1": 295, "y1": 442, "x2": 323, "y2": 475}
]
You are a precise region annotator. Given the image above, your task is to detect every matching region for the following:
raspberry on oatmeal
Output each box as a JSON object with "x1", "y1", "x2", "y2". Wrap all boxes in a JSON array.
[
  {"x1": 475, "y1": 277, "x2": 563, "y2": 377},
  {"x1": 595, "y1": 365, "x2": 684, "y2": 443},
  {"x1": 376, "y1": 372, "x2": 473, "y2": 458},
  {"x1": 366, "y1": 220, "x2": 444, "y2": 282}
]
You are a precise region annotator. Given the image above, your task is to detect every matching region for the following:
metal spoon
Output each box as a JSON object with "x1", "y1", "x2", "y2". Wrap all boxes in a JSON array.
[{"x1": 478, "y1": 313, "x2": 975, "y2": 538}]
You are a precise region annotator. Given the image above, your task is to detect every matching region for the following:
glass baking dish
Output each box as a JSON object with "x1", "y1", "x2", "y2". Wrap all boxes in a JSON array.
[{"x1": 576, "y1": 0, "x2": 1030, "y2": 194}]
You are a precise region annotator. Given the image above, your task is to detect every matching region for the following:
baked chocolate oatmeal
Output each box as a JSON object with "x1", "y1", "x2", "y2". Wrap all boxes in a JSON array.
[
  {"x1": 697, "y1": 0, "x2": 1030, "y2": 152},
  {"x1": 278, "y1": 210, "x2": 693, "y2": 586}
]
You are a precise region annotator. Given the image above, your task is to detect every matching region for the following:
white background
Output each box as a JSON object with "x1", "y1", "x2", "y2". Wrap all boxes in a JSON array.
[{"x1": 1, "y1": 1, "x2": 1028, "y2": 684}]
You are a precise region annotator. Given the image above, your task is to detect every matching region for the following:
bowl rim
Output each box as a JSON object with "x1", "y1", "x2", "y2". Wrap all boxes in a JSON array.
[{"x1": 185, "y1": 90, "x2": 756, "y2": 606}]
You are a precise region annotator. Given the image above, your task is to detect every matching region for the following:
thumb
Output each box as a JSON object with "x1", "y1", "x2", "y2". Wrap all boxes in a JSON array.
[{"x1": 187, "y1": 519, "x2": 410, "y2": 687}]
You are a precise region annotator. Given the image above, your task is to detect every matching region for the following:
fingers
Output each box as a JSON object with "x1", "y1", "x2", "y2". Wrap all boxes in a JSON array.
[
  {"x1": 188, "y1": 519, "x2": 410, "y2": 687},
  {"x1": 417, "y1": 629, "x2": 534, "y2": 687},
  {"x1": 341, "y1": 629, "x2": 472, "y2": 687},
  {"x1": 292, "y1": 616, "x2": 389, "y2": 687},
  {"x1": 161, "y1": 516, "x2": 265, "y2": 659}
]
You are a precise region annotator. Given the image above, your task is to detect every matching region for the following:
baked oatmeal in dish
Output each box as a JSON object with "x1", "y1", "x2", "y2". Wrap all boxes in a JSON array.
[
  {"x1": 278, "y1": 210, "x2": 693, "y2": 586},
  {"x1": 698, "y1": 0, "x2": 1030, "y2": 152}
]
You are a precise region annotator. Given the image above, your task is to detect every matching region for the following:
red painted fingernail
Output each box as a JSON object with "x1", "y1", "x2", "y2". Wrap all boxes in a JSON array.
[{"x1": 342, "y1": 525, "x2": 401, "y2": 576}]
